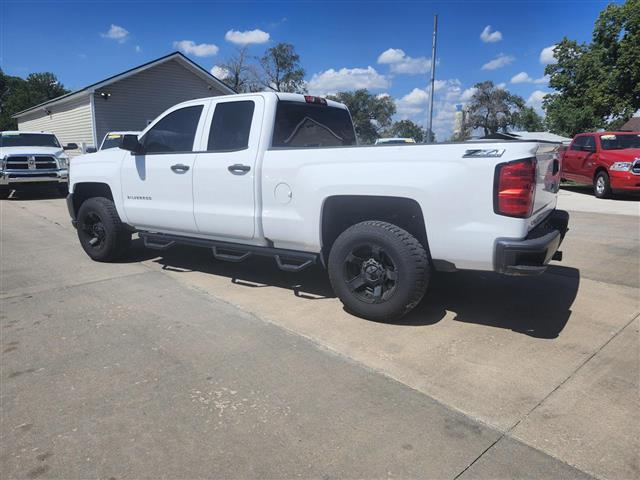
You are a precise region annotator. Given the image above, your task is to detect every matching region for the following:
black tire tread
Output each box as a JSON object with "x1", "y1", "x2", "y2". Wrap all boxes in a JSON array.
[
  {"x1": 328, "y1": 220, "x2": 429, "y2": 321},
  {"x1": 77, "y1": 197, "x2": 131, "y2": 261}
]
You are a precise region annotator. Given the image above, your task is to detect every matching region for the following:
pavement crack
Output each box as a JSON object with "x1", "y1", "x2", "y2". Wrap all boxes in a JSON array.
[{"x1": 453, "y1": 312, "x2": 638, "y2": 480}]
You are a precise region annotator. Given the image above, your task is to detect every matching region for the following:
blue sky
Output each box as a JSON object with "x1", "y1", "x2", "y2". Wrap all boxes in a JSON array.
[{"x1": 1, "y1": 0, "x2": 612, "y2": 138}]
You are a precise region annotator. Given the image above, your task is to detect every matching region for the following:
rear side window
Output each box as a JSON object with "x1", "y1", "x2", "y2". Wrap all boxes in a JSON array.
[
  {"x1": 272, "y1": 101, "x2": 356, "y2": 148},
  {"x1": 208, "y1": 101, "x2": 255, "y2": 151},
  {"x1": 142, "y1": 105, "x2": 203, "y2": 154}
]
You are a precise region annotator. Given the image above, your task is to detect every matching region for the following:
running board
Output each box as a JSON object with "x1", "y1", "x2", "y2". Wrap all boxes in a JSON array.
[{"x1": 139, "y1": 232, "x2": 318, "y2": 272}]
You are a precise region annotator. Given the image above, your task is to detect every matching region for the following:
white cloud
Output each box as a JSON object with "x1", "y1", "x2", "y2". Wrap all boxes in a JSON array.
[
  {"x1": 481, "y1": 53, "x2": 515, "y2": 70},
  {"x1": 540, "y1": 45, "x2": 558, "y2": 64},
  {"x1": 511, "y1": 71, "x2": 549, "y2": 84},
  {"x1": 480, "y1": 25, "x2": 502, "y2": 43},
  {"x1": 224, "y1": 29, "x2": 270, "y2": 45},
  {"x1": 511, "y1": 71, "x2": 532, "y2": 83},
  {"x1": 527, "y1": 90, "x2": 548, "y2": 113},
  {"x1": 307, "y1": 66, "x2": 389, "y2": 95},
  {"x1": 460, "y1": 87, "x2": 477, "y2": 102},
  {"x1": 210, "y1": 65, "x2": 230, "y2": 79},
  {"x1": 173, "y1": 40, "x2": 219, "y2": 57},
  {"x1": 395, "y1": 88, "x2": 429, "y2": 116},
  {"x1": 496, "y1": 82, "x2": 507, "y2": 90},
  {"x1": 101, "y1": 24, "x2": 129, "y2": 43},
  {"x1": 377, "y1": 48, "x2": 432, "y2": 74}
]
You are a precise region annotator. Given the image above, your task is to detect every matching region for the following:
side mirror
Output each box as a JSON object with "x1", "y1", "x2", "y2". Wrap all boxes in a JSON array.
[
  {"x1": 63, "y1": 143, "x2": 78, "y2": 150},
  {"x1": 120, "y1": 134, "x2": 143, "y2": 154},
  {"x1": 85, "y1": 147, "x2": 97, "y2": 154}
]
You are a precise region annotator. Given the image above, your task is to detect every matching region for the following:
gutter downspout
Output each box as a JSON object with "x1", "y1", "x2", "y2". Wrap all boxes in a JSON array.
[{"x1": 89, "y1": 92, "x2": 98, "y2": 153}]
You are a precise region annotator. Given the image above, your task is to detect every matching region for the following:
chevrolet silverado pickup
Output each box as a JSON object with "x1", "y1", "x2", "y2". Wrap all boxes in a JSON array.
[
  {"x1": 561, "y1": 131, "x2": 640, "y2": 198},
  {"x1": 1, "y1": 131, "x2": 76, "y2": 198},
  {"x1": 66, "y1": 92, "x2": 568, "y2": 320}
]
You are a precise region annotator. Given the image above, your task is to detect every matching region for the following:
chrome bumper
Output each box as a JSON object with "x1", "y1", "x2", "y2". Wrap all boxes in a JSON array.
[{"x1": 0, "y1": 169, "x2": 68, "y2": 186}]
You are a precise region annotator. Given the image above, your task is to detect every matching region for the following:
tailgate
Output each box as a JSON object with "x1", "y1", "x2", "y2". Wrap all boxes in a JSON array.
[{"x1": 530, "y1": 143, "x2": 561, "y2": 228}]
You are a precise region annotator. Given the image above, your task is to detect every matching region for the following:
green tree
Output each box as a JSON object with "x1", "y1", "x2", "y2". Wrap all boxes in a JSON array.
[
  {"x1": 386, "y1": 119, "x2": 435, "y2": 143},
  {"x1": 327, "y1": 89, "x2": 396, "y2": 144},
  {"x1": 544, "y1": 0, "x2": 640, "y2": 136},
  {"x1": 512, "y1": 106, "x2": 546, "y2": 131},
  {"x1": 259, "y1": 43, "x2": 306, "y2": 93},
  {"x1": 463, "y1": 81, "x2": 525, "y2": 135},
  {"x1": 0, "y1": 70, "x2": 69, "y2": 130}
]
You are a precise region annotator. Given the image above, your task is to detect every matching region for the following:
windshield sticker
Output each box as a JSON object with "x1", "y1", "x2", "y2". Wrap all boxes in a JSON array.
[
  {"x1": 601, "y1": 134, "x2": 617, "y2": 140},
  {"x1": 1, "y1": 132, "x2": 20, "y2": 136},
  {"x1": 107, "y1": 134, "x2": 122, "y2": 139}
]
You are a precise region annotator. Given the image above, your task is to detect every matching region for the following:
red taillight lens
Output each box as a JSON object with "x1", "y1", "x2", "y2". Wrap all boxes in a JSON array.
[{"x1": 494, "y1": 159, "x2": 536, "y2": 218}]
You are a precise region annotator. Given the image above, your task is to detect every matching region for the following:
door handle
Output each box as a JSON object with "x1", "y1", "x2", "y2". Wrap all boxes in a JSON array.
[
  {"x1": 171, "y1": 164, "x2": 190, "y2": 173},
  {"x1": 228, "y1": 164, "x2": 251, "y2": 175}
]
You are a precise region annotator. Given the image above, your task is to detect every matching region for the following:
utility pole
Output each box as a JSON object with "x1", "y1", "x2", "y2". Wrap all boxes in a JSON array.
[{"x1": 427, "y1": 14, "x2": 438, "y2": 144}]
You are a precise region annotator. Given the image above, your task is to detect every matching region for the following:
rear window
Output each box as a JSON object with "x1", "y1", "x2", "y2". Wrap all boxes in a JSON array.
[
  {"x1": 101, "y1": 133, "x2": 124, "y2": 150},
  {"x1": 272, "y1": 101, "x2": 356, "y2": 148}
]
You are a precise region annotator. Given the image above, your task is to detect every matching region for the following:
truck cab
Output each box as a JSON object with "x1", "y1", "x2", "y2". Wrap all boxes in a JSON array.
[{"x1": 561, "y1": 131, "x2": 640, "y2": 198}]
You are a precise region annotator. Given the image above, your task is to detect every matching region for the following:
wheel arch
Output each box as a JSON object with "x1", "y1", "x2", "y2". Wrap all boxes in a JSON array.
[
  {"x1": 71, "y1": 182, "x2": 115, "y2": 217},
  {"x1": 320, "y1": 195, "x2": 430, "y2": 263}
]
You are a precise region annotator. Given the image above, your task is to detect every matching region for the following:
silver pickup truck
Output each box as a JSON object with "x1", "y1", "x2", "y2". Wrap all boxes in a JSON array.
[{"x1": 0, "y1": 131, "x2": 75, "y2": 198}]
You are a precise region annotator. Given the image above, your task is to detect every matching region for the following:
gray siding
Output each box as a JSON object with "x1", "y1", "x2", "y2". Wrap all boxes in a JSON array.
[
  {"x1": 17, "y1": 96, "x2": 93, "y2": 156},
  {"x1": 94, "y1": 59, "x2": 226, "y2": 144}
]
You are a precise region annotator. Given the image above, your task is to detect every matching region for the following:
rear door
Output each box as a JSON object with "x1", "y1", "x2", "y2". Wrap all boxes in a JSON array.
[
  {"x1": 192, "y1": 96, "x2": 264, "y2": 240},
  {"x1": 121, "y1": 103, "x2": 207, "y2": 233}
]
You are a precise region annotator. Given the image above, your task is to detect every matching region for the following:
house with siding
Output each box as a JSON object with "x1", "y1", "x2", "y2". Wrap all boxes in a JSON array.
[{"x1": 12, "y1": 52, "x2": 234, "y2": 154}]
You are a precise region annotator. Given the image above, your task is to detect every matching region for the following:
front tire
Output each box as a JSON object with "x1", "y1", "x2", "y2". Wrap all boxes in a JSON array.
[
  {"x1": 77, "y1": 197, "x2": 131, "y2": 262},
  {"x1": 328, "y1": 221, "x2": 429, "y2": 321},
  {"x1": 594, "y1": 171, "x2": 612, "y2": 199}
]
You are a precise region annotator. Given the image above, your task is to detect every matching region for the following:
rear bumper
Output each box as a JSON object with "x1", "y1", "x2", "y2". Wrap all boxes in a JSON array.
[
  {"x1": 494, "y1": 209, "x2": 569, "y2": 276},
  {"x1": 0, "y1": 169, "x2": 68, "y2": 186}
]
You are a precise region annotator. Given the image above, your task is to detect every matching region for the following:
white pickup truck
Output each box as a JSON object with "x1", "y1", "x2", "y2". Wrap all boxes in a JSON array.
[{"x1": 67, "y1": 92, "x2": 568, "y2": 320}]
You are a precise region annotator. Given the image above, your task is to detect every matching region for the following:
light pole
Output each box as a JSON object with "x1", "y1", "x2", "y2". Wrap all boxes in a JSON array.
[{"x1": 427, "y1": 14, "x2": 438, "y2": 143}]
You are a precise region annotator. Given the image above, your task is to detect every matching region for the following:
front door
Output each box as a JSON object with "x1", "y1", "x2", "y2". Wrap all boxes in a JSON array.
[
  {"x1": 192, "y1": 97, "x2": 264, "y2": 240},
  {"x1": 121, "y1": 103, "x2": 206, "y2": 233}
]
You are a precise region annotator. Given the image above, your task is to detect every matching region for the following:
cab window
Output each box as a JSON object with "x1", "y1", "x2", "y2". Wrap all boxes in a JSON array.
[
  {"x1": 141, "y1": 105, "x2": 203, "y2": 154},
  {"x1": 207, "y1": 101, "x2": 255, "y2": 151},
  {"x1": 570, "y1": 136, "x2": 586, "y2": 151}
]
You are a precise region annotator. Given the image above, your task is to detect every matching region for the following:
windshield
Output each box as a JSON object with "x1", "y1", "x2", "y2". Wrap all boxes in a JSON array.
[
  {"x1": 0, "y1": 132, "x2": 61, "y2": 148},
  {"x1": 101, "y1": 133, "x2": 124, "y2": 150},
  {"x1": 600, "y1": 134, "x2": 640, "y2": 150}
]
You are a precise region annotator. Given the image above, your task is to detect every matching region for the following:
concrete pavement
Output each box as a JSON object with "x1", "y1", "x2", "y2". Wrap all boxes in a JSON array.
[{"x1": 1, "y1": 190, "x2": 638, "y2": 479}]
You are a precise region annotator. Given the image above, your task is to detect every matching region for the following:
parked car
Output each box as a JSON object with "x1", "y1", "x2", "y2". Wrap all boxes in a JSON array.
[
  {"x1": 561, "y1": 131, "x2": 640, "y2": 198},
  {"x1": 0, "y1": 131, "x2": 75, "y2": 198},
  {"x1": 99, "y1": 131, "x2": 141, "y2": 151},
  {"x1": 66, "y1": 92, "x2": 568, "y2": 321},
  {"x1": 375, "y1": 137, "x2": 416, "y2": 145}
]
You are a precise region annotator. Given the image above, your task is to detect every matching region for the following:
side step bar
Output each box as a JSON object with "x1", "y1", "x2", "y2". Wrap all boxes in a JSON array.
[{"x1": 139, "y1": 232, "x2": 318, "y2": 273}]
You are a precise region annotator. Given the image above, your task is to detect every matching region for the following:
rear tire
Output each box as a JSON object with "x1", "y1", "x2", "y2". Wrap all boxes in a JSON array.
[
  {"x1": 77, "y1": 197, "x2": 131, "y2": 262},
  {"x1": 594, "y1": 171, "x2": 611, "y2": 199},
  {"x1": 328, "y1": 220, "x2": 429, "y2": 321}
]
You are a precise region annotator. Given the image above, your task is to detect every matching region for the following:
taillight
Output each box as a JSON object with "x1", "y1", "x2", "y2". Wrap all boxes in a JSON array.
[{"x1": 494, "y1": 158, "x2": 536, "y2": 218}]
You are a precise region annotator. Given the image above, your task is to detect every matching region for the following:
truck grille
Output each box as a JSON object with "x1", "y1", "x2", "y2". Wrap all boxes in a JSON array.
[{"x1": 4, "y1": 155, "x2": 58, "y2": 170}]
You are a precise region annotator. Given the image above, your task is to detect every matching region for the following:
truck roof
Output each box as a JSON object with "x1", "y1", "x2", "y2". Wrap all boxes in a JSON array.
[
  {"x1": 171, "y1": 92, "x2": 348, "y2": 111},
  {"x1": 1, "y1": 130, "x2": 55, "y2": 135}
]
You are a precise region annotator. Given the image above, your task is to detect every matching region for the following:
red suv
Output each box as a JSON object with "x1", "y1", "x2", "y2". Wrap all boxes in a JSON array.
[{"x1": 561, "y1": 132, "x2": 640, "y2": 198}]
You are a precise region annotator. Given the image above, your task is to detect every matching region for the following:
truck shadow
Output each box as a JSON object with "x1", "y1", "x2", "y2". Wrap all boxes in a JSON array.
[
  {"x1": 127, "y1": 240, "x2": 579, "y2": 339},
  {"x1": 2, "y1": 187, "x2": 66, "y2": 201},
  {"x1": 401, "y1": 266, "x2": 580, "y2": 339}
]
